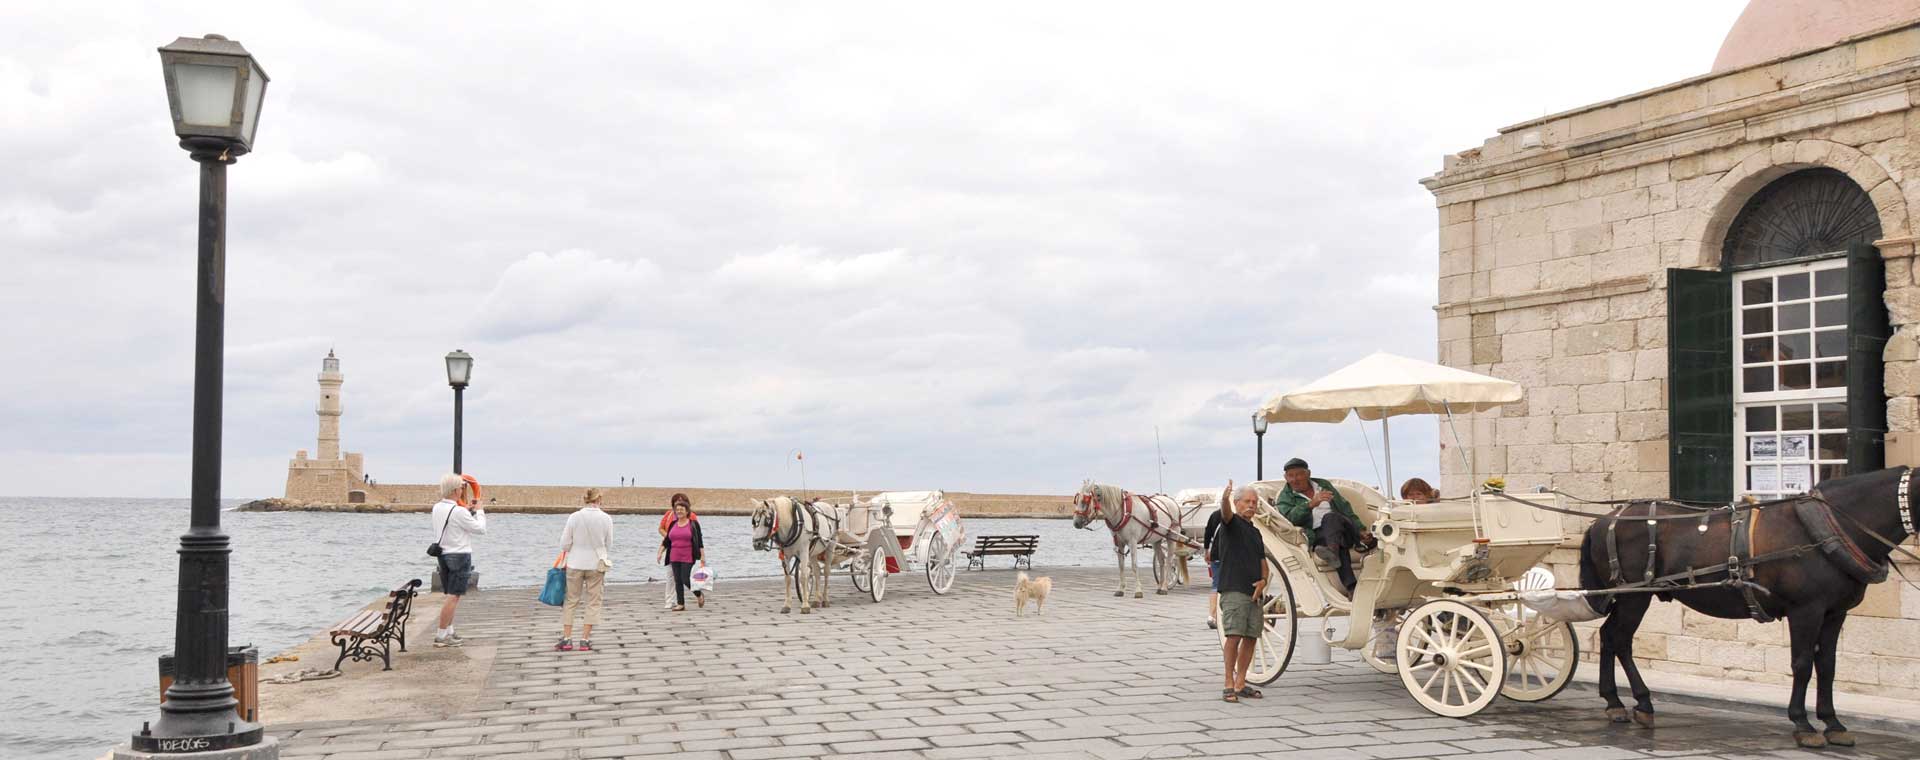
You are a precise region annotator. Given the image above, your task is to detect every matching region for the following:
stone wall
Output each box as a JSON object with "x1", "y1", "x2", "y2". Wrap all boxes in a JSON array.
[
  {"x1": 260, "y1": 483, "x2": 1074, "y2": 518},
  {"x1": 1423, "y1": 23, "x2": 1920, "y2": 697}
]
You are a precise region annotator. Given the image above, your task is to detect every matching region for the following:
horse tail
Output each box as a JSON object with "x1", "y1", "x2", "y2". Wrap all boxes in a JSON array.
[{"x1": 1577, "y1": 527, "x2": 1611, "y2": 617}]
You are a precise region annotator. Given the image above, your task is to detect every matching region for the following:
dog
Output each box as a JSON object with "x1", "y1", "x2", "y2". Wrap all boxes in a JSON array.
[{"x1": 1014, "y1": 571, "x2": 1052, "y2": 616}]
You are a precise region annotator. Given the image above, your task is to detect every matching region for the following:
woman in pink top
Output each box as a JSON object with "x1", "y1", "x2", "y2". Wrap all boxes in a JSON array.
[{"x1": 656, "y1": 498, "x2": 705, "y2": 611}]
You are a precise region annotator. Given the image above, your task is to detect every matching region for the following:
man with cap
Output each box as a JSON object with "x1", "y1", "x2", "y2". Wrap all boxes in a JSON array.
[{"x1": 1271, "y1": 458, "x2": 1371, "y2": 595}]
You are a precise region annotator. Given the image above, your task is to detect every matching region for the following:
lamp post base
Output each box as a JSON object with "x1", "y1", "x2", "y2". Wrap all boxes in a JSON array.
[{"x1": 110, "y1": 735, "x2": 277, "y2": 760}]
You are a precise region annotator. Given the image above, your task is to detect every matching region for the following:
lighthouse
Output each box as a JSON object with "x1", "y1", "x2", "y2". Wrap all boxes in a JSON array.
[
  {"x1": 317, "y1": 349, "x2": 343, "y2": 460},
  {"x1": 284, "y1": 350, "x2": 365, "y2": 502}
]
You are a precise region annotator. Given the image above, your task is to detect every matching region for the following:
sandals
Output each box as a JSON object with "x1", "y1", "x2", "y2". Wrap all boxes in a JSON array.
[
  {"x1": 1222, "y1": 688, "x2": 1239, "y2": 703},
  {"x1": 671, "y1": 605, "x2": 686, "y2": 612},
  {"x1": 1237, "y1": 686, "x2": 1263, "y2": 699}
]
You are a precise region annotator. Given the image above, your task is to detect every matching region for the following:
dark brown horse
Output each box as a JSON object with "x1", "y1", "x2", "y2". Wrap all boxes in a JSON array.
[{"x1": 1576, "y1": 466, "x2": 1915, "y2": 748}]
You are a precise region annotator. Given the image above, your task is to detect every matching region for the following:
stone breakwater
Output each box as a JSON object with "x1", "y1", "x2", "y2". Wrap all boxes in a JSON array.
[{"x1": 242, "y1": 485, "x2": 1074, "y2": 518}]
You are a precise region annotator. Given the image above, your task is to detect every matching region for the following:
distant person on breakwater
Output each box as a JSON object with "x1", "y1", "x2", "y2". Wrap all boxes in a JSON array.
[
  {"x1": 658, "y1": 494, "x2": 698, "y2": 610},
  {"x1": 657, "y1": 494, "x2": 706, "y2": 611},
  {"x1": 556, "y1": 488, "x2": 614, "y2": 652},
  {"x1": 431, "y1": 473, "x2": 487, "y2": 647}
]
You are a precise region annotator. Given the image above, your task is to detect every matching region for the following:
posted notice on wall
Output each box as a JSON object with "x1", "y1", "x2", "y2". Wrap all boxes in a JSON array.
[
  {"x1": 1781, "y1": 435, "x2": 1811, "y2": 460},
  {"x1": 1749, "y1": 465, "x2": 1779, "y2": 492},
  {"x1": 1781, "y1": 464, "x2": 1812, "y2": 493},
  {"x1": 1748, "y1": 436, "x2": 1778, "y2": 461}
]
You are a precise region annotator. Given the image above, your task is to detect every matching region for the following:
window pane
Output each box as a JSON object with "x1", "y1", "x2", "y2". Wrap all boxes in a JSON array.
[
  {"x1": 1818, "y1": 433, "x2": 1848, "y2": 460},
  {"x1": 1743, "y1": 278, "x2": 1774, "y2": 304},
  {"x1": 1779, "y1": 363, "x2": 1812, "y2": 390},
  {"x1": 1779, "y1": 273, "x2": 1810, "y2": 301},
  {"x1": 1815, "y1": 268, "x2": 1846, "y2": 297},
  {"x1": 1744, "y1": 307, "x2": 1773, "y2": 334},
  {"x1": 1748, "y1": 465, "x2": 1778, "y2": 490},
  {"x1": 1743, "y1": 337, "x2": 1773, "y2": 363},
  {"x1": 1815, "y1": 360, "x2": 1846, "y2": 388},
  {"x1": 1815, "y1": 299, "x2": 1846, "y2": 327},
  {"x1": 1815, "y1": 329, "x2": 1845, "y2": 358},
  {"x1": 1782, "y1": 404, "x2": 1814, "y2": 430},
  {"x1": 1779, "y1": 302, "x2": 1810, "y2": 330},
  {"x1": 1746, "y1": 406, "x2": 1777, "y2": 432},
  {"x1": 1819, "y1": 463, "x2": 1847, "y2": 483},
  {"x1": 1779, "y1": 333, "x2": 1810, "y2": 360},
  {"x1": 1819, "y1": 402, "x2": 1848, "y2": 429},
  {"x1": 1744, "y1": 366, "x2": 1774, "y2": 392}
]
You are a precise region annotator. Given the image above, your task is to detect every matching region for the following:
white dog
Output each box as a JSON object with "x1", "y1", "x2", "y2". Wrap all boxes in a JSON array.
[{"x1": 1014, "y1": 571, "x2": 1052, "y2": 616}]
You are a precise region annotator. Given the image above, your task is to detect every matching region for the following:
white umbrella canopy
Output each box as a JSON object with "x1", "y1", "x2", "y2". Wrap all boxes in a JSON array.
[{"x1": 1258, "y1": 352, "x2": 1522, "y2": 423}]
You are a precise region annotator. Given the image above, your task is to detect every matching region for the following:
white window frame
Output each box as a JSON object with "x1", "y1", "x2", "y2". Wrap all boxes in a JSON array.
[{"x1": 1731, "y1": 258, "x2": 1849, "y2": 500}]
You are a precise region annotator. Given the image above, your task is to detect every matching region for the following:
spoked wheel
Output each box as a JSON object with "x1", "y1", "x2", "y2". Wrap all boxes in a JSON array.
[
  {"x1": 926, "y1": 534, "x2": 955, "y2": 594},
  {"x1": 1217, "y1": 566, "x2": 1297, "y2": 686},
  {"x1": 868, "y1": 545, "x2": 888, "y2": 603},
  {"x1": 1152, "y1": 546, "x2": 1167, "y2": 587},
  {"x1": 1493, "y1": 565, "x2": 1576, "y2": 701},
  {"x1": 1397, "y1": 599, "x2": 1508, "y2": 717},
  {"x1": 850, "y1": 546, "x2": 872, "y2": 593}
]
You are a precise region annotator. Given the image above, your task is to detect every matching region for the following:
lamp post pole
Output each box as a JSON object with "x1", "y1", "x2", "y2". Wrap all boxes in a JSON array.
[
  {"x1": 1252, "y1": 412, "x2": 1269, "y2": 481},
  {"x1": 132, "y1": 34, "x2": 270, "y2": 755},
  {"x1": 446, "y1": 350, "x2": 473, "y2": 474}
]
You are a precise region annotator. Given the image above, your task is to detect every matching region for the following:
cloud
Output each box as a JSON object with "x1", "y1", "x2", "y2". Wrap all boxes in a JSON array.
[
  {"x1": 474, "y1": 250, "x2": 658, "y2": 340},
  {"x1": 714, "y1": 245, "x2": 911, "y2": 292}
]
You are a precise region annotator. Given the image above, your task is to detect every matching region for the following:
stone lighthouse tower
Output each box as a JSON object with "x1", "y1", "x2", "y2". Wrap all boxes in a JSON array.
[
  {"x1": 317, "y1": 349, "x2": 343, "y2": 460},
  {"x1": 285, "y1": 350, "x2": 365, "y2": 502}
]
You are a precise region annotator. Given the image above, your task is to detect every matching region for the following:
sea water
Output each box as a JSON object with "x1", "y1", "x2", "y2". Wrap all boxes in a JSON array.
[{"x1": 0, "y1": 497, "x2": 1130, "y2": 759}]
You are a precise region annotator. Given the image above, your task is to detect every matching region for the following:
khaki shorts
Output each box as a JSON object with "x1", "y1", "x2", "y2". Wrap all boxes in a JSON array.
[{"x1": 1219, "y1": 591, "x2": 1265, "y2": 639}]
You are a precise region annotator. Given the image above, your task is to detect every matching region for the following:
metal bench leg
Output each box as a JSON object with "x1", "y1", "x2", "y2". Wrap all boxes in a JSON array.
[
  {"x1": 332, "y1": 637, "x2": 351, "y2": 672},
  {"x1": 379, "y1": 637, "x2": 394, "y2": 671}
]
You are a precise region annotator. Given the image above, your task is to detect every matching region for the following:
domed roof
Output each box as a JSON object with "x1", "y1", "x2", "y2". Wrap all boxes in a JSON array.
[{"x1": 1713, "y1": 0, "x2": 1920, "y2": 73}]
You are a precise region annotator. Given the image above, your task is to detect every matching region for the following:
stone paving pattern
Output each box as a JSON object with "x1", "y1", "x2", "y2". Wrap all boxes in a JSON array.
[{"x1": 271, "y1": 567, "x2": 1920, "y2": 759}]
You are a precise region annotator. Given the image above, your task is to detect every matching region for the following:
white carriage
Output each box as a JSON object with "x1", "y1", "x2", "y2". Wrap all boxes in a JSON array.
[
  {"x1": 1154, "y1": 488, "x2": 1222, "y2": 586},
  {"x1": 1225, "y1": 352, "x2": 1581, "y2": 717},
  {"x1": 832, "y1": 490, "x2": 967, "y2": 602}
]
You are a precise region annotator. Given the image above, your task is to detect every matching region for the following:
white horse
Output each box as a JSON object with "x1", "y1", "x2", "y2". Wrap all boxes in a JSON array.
[
  {"x1": 1072, "y1": 481, "x2": 1191, "y2": 598},
  {"x1": 750, "y1": 496, "x2": 831, "y2": 614}
]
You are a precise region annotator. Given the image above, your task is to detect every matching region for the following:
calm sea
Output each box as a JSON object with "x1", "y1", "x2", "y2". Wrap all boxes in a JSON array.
[{"x1": 0, "y1": 497, "x2": 1128, "y2": 760}]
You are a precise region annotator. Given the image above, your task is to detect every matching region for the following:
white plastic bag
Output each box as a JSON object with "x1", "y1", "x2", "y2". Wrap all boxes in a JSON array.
[
  {"x1": 1518, "y1": 589, "x2": 1605, "y2": 622},
  {"x1": 690, "y1": 565, "x2": 715, "y2": 593}
]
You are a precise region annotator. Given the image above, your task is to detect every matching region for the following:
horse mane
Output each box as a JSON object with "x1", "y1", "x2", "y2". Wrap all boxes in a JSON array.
[{"x1": 1088, "y1": 482, "x2": 1128, "y2": 516}]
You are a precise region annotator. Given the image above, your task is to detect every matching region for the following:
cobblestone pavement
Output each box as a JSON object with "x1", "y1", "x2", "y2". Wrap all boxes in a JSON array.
[{"x1": 272, "y1": 567, "x2": 1920, "y2": 759}]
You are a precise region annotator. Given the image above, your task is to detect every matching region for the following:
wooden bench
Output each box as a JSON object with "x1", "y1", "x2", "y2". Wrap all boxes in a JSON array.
[
  {"x1": 329, "y1": 579, "x2": 422, "y2": 671},
  {"x1": 962, "y1": 535, "x2": 1039, "y2": 570}
]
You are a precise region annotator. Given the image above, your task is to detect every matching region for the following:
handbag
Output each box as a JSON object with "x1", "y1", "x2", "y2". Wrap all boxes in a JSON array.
[
  {"x1": 426, "y1": 506, "x2": 454, "y2": 558},
  {"x1": 538, "y1": 555, "x2": 567, "y2": 606},
  {"x1": 690, "y1": 564, "x2": 715, "y2": 593}
]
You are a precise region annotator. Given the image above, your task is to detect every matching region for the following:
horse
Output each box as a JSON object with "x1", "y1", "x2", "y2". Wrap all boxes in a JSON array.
[
  {"x1": 750, "y1": 496, "x2": 832, "y2": 614},
  {"x1": 1072, "y1": 481, "x2": 1191, "y2": 597},
  {"x1": 1575, "y1": 466, "x2": 1917, "y2": 748}
]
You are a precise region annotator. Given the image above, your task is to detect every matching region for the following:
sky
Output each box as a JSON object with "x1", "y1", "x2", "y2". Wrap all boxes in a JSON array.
[{"x1": 0, "y1": 1, "x2": 1751, "y2": 498}]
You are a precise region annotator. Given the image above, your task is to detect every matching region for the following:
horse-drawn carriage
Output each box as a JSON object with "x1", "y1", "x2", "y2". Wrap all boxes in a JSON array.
[{"x1": 751, "y1": 490, "x2": 966, "y2": 612}]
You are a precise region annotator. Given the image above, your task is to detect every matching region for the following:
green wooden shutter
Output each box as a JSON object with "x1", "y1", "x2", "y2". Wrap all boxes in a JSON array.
[
  {"x1": 1847, "y1": 243, "x2": 1889, "y2": 474},
  {"x1": 1668, "y1": 267, "x2": 1733, "y2": 502}
]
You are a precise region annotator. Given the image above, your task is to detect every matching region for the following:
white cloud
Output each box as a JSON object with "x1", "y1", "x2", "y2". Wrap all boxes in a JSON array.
[{"x1": 474, "y1": 250, "x2": 658, "y2": 340}]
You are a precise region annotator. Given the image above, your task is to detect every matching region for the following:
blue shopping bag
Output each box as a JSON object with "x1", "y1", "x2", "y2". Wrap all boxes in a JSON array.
[{"x1": 539, "y1": 561, "x2": 567, "y2": 606}]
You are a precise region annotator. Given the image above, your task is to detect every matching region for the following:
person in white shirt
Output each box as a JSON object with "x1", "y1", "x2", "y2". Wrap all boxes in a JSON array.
[
  {"x1": 556, "y1": 488, "x2": 615, "y2": 651},
  {"x1": 430, "y1": 473, "x2": 487, "y2": 647}
]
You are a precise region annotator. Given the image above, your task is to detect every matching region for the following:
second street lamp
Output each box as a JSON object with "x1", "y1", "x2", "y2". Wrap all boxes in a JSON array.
[
  {"x1": 130, "y1": 33, "x2": 270, "y2": 755},
  {"x1": 1252, "y1": 412, "x2": 1269, "y2": 481},
  {"x1": 446, "y1": 350, "x2": 473, "y2": 474}
]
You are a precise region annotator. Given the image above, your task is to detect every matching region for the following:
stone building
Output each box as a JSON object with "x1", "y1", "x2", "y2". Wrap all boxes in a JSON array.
[
  {"x1": 283, "y1": 350, "x2": 366, "y2": 502},
  {"x1": 1424, "y1": 1, "x2": 1920, "y2": 697}
]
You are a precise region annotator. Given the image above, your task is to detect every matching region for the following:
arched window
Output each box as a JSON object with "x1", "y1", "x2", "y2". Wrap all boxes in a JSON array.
[{"x1": 1721, "y1": 168, "x2": 1881, "y2": 270}]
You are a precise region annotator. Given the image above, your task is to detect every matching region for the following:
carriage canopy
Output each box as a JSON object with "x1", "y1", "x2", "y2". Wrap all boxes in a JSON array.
[{"x1": 1258, "y1": 352, "x2": 1521, "y2": 423}]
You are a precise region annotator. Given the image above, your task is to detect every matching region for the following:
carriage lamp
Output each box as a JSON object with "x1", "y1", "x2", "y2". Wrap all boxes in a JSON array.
[
  {"x1": 127, "y1": 33, "x2": 272, "y2": 756},
  {"x1": 1252, "y1": 413, "x2": 1269, "y2": 480},
  {"x1": 446, "y1": 350, "x2": 474, "y2": 473}
]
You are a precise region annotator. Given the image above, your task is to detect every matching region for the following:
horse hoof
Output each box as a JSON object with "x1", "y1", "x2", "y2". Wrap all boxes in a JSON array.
[
  {"x1": 1134, "y1": 592, "x2": 1144, "y2": 599},
  {"x1": 1114, "y1": 591, "x2": 1124, "y2": 597},
  {"x1": 1156, "y1": 589, "x2": 1168, "y2": 596},
  {"x1": 1605, "y1": 708, "x2": 1629, "y2": 724},
  {"x1": 1631, "y1": 710, "x2": 1655, "y2": 729},
  {"x1": 800, "y1": 608, "x2": 812, "y2": 615},
  {"x1": 780, "y1": 607, "x2": 790, "y2": 614},
  {"x1": 1825, "y1": 730, "x2": 1855, "y2": 747},
  {"x1": 1794, "y1": 731, "x2": 1827, "y2": 749}
]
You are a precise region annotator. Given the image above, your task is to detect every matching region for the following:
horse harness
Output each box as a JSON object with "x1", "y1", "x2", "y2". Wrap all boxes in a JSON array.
[
  {"x1": 1082, "y1": 490, "x2": 1200, "y2": 550},
  {"x1": 1586, "y1": 468, "x2": 1916, "y2": 622}
]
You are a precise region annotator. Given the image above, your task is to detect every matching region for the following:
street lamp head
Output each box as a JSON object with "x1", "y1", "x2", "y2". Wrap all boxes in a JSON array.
[
  {"x1": 1252, "y1": 412, "x2": 1269, "y2": 435},
  {"x1": 158, "y1": 34, "x2": 268, "y2": 160},
  {"x1": 445, "y1": 349, "x2": 474, "y2": 389}
]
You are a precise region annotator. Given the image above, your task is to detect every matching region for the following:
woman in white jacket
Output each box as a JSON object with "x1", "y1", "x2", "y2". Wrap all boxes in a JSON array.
[{"x1": 556, "y1": 488, "x2": 614, "y2": 651}]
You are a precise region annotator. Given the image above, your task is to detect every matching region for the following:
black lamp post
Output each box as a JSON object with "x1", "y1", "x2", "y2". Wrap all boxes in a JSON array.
[
  {"x1": 446, "y1": 350, "x2": 473, "y2": 473},
  {"x1": 132, "y1": 34, "x2": 269, "y2": 754},
  {"x1": 1252, "y1": 412, "x2": 1269, "y2": 481}
]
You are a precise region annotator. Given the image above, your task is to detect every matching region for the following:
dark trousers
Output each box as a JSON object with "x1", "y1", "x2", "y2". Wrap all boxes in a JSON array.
[
  {"x1": 670, "y1": 561, "x2": 702, "y2": 606},
  {"x1": 1313, "y1": 511, "x2": 1361, "y2": 594}
]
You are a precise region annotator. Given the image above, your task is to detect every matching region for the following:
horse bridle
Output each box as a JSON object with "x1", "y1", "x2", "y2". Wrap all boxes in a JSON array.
[
  {"x1": 1899, "y1": 467, "x2": 1915, "y2": 538},
  {"x1": 1073, "y1": 491, "x2": 1120, "y2": 532},
  {"x1": 755, "y1": 500, "x2": 802, "y2": 548}
]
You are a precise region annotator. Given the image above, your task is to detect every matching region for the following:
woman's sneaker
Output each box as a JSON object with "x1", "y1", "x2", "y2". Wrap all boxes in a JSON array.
[
  {"x1": 577, "y1": 640, "x2": 593, "y2": 651},
  {"x1": 434, "y1": 635, "x2": 464, "y2": 648},
  {"x1": 554, "y1": 638, "x2": 573, "y2": 652}
]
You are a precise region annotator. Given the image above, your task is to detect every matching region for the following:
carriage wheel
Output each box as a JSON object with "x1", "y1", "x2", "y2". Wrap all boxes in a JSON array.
[
  {"x1": 1217, "y1": 567, "x2": 1296, "y2": 686},
  {"x1": 868, "y1": 545, "x2": 888, "y2": 603},
  {"x1": 1497, "y1": 617, "x2": 1578, "y2": 702},
  {"x1": 1151, "y1": 546, "x2": 1168, "y2": 586},
  {"x1": 850, "y1": 546, "x2": 872, "y2": 593},
  {"x1": 1397, "y1": 599, "x2": 1508, "y2": 717},
  {"x1": 926, "y1": 533, "x2": 955, "y2": 595},
  {"x1": 1360, "y1": 608, "x2": 1409, "y2": 675}
]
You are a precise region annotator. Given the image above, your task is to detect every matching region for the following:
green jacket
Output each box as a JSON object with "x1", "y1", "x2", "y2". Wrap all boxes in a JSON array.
[{"x1": 1273, "y1": 477, "x2": 1360, "y2": 531}]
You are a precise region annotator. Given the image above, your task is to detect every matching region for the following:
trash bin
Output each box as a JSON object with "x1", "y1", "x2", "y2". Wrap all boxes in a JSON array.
[{"x1": 158, "y1": 646, "x2": 260, "y2": 723}]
